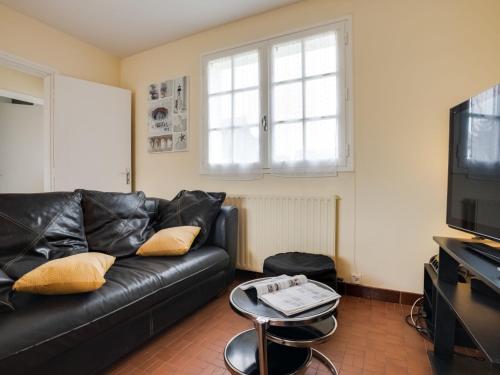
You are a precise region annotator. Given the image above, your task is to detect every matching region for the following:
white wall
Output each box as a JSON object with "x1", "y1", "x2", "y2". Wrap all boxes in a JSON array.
[{"x1": 0, "y1": 102, "x2": 44, "y2": 193}]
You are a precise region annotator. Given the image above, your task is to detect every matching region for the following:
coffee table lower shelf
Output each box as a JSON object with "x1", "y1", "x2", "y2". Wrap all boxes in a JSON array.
[{"x1": 224, "y1": 329, "x2": 312, "y2": 375}]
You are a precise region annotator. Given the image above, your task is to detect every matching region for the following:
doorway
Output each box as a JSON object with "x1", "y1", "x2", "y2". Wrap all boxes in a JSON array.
[
  {"x1": 0, "y1": 51, "x2": 132, "y2": 194},
  {"x1": 0, "y1": 87, "x2": 44, "y2": 193},
  {"x1": 0, "y1": 50, "x2": 56, "y2": 192}
]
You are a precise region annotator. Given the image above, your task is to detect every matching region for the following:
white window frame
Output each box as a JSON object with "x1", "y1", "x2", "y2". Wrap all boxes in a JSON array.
[{"x1": 201, "y1": 17, "x2": 353, "y2": 176}]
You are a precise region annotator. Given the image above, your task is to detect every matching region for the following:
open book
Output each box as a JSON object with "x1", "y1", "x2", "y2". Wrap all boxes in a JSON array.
[{"x1": 241, "y1": 275, "x2": 340, "y2": 316}]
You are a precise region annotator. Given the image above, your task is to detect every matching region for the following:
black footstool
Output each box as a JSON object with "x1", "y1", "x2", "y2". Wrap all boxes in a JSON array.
[{"x1": 263, "y1": 252, "x2": 338, "y2": 291}]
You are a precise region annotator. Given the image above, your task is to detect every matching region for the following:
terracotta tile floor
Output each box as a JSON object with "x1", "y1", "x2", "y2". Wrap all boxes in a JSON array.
[{"x1": 104, "y1": 283, "x2": 432, "y2": 375}]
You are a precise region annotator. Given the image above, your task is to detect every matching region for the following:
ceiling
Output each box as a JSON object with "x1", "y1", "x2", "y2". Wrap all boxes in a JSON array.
[{"x1": 0, "y1": 0, "x2": 300, "y2": 57}]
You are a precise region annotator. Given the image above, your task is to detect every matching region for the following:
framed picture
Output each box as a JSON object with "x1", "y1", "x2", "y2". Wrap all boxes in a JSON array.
[{"x1": 147, "y1": 76, "x2": 188, "y2": 153}]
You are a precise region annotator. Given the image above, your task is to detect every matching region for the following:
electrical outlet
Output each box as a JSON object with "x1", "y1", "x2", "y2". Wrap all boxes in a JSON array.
[{"x1": 351, "y1": 273, "x2": 362, "y2": 284}]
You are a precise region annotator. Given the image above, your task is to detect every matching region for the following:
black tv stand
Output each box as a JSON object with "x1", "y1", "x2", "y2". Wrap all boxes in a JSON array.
[
  {"x1": 430, "y1": 237, "x2": 500, "y2": 375},
  {"x1": 465, "y1": 242, "x2": 500, "y2": 265}
]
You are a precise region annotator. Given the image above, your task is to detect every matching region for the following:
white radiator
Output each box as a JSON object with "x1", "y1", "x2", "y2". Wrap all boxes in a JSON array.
[{"x1": 224, "y1": 195, "x2": 337, "y2": 272}]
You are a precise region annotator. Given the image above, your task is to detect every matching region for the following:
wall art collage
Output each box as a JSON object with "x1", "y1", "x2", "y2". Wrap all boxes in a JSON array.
[{"x1": 147, "y1": 76, "x2": 188, "y2": 153}]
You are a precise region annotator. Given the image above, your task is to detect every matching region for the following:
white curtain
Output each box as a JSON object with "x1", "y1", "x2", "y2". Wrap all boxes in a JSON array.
[
  {"x1": 202, "y1": 28, "x2": 343, "y2": 178},
  {"x1": 270, "y1": 31, "x2": 339, "y2": 177},
  {"x1": 203, "y1": 51, "x2": 263, "y2": 178}
]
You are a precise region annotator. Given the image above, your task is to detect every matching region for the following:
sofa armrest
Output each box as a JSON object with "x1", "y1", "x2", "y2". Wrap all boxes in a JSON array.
[{"x1": 208, "y1": 206, "x2": 238, "y2": 283}]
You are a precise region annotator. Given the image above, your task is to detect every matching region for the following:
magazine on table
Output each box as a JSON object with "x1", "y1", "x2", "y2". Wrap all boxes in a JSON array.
[{"x1": 241, "y1": 275, "x2": 341, "y2": 316}]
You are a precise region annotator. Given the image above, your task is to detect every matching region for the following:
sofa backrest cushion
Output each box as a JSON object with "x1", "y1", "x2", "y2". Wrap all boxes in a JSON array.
[
  {"x1": 144, "y1": 197, "x2": 159, "y2": 234},
  {"x1": 0, "y1": 270, "x2": 14, "y2": 312},
  {"x1": 79, "y1": 190, "x2": 152, "y2": 257},
  {"x1": 0, "y1": 191, "x2": 88, "y2": 280},
  {"x1": 154, "y1": 190, "x2": 226, "y2": 249}
]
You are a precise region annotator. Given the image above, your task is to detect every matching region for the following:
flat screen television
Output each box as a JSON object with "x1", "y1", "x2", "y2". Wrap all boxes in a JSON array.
[{"x1": 447, "y1": 84, "x2": 500, "y2": 242}]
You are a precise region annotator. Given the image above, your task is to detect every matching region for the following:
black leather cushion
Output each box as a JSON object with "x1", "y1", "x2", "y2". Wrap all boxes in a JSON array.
[
  {"x1": 0, "y1": 270, "x2": 14, "y2": 312},
  {"x1": 0, "y1": 246, "x2": 229, "y2": 364},
  {"x1": 144, "y1": 197, "x2": 159, "y2": 234},
  {"x1": 154, "y1": 190, "x2": 226, "y2": 249},
  {"x1": 0, "y1": 192, "x2": 88, "y2": 280},
  {"x1": 79, "y1": 190, "x2": 152, "y2": 257},
  {"x1": 263, "y1": 252, "x2": 337, "y2": 290}
]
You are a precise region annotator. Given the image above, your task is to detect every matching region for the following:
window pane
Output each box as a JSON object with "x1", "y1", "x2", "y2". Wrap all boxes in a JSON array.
[
  {"x1": 272, "y1": 122, "x2": 303, "y2": 162},
  {"x1": 273, "y1": 82, "x2": 302, "y2": 122},
  {"x1": 305, "y1": 76, "x2": 337, "y2": 118},
  {"x1": 272, "y1": 40, "x2": 302, "y2": 82},
  {"x1": 234, "y1": 127, "x2": 259, "y2": 164},
  {"x1": 305, "y1": 119, "x2": 338, "y2": 161},
  {"x1": 305, "y1": 32, "x2": 337, "y2": 76},
  {"x1": 234, "y1": 89, "x2": 259, "y2": 127},
  {"x1": 209, "y1": 129, "x2": 232, "y2": 165},
  {"x1": 208, "y1": 57, "x2": 231, "y2": 94},
  {"x1": 209, "y1": 94, "x2": 231, "y2": 129},
  {"x1": 204, "y1": 24, "x2": 348, "y2": 174},
  {"x1": 234, "y1": 50, "x2": 259, "y2": 90}
]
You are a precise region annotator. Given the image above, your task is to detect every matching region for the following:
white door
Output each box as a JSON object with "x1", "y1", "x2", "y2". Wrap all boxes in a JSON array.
[
  {"x1": 53, "y1": 75, "x2": 131, "y2": 192},
  {"x1": 0, "y1": 102, "x2": 44, "y2": 193}
]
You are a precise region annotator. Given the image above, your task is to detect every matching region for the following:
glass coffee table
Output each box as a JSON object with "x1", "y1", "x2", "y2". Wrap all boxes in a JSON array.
[{"x1": 224, "y1": 278, "x2": 339, "y2": 375}]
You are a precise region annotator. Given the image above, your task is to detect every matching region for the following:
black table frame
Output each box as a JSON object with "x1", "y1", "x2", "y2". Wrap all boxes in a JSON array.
[{"x1": 225, "y1": 278, "x2": 340, "y2": 375}]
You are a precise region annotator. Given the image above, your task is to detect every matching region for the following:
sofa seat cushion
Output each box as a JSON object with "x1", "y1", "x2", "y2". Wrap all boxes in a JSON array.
[{"x1": 0, "y1": 246, "x2": 229, "y2": 364}]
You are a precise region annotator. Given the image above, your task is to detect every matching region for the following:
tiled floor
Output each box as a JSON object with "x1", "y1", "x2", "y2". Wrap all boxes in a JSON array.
[{"x1": 104, "y1": 283, "x2": 432, "y2": 375}]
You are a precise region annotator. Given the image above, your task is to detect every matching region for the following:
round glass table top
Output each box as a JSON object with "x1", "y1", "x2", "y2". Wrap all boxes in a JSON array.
[{"x1": 229, "y1": 278, "x2": 339, "y2": 326}]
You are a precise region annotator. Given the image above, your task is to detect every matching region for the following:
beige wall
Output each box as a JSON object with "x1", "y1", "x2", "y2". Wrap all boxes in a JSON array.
[
  {"x1": 124, "y1": 0, "x2": 495, "y2": 293},
  {"x1": 0, "y1": 4, "x2": 119, "y2": 86},
  {"x1": 1, "y1": 0, "x2": 498, "y2": 292},
  {"x1": 0, "y1": 65, "x2": 43, "y2": 98}
]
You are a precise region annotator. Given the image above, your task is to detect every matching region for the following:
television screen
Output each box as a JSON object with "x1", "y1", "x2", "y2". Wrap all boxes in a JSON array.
[{"x1": 447, "y1": 84, "x2": 500, "y2": 241}]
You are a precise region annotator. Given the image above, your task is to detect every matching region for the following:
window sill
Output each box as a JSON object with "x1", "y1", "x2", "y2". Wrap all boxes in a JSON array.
[{"x1": 200, "y1": 167, "x2": 354, "y2": 179}]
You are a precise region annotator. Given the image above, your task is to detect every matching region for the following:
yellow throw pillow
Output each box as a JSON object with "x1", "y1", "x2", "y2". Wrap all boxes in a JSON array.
[
  {"x1": 136, "y1": 226, "x2": 201, "y2": 256},
  {"x1": 13, "y1": 252, "x2": 115, "y2": 295}
]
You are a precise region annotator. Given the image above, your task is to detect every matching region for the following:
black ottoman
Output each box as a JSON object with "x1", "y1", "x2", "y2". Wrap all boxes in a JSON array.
[{"x1": 263, "y1": 252, "x2": 338, "y2": 291}]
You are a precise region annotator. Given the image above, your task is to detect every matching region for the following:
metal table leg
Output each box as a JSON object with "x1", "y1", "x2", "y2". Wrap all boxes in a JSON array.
[
  {"x1": 312, "y1": 349, "x2": 338, "y2": 374},
  {"x1": 254, "y1": 317, "x2": 269, "y2": 375}
]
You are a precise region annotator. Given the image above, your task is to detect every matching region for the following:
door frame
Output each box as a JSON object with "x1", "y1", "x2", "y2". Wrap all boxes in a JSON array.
[
  {"x1": 0, "y1": 89, "x2": 44, "y2": 105},
  {"x1": 0, "y1": 51, "x2": 57, "y2": 191}
]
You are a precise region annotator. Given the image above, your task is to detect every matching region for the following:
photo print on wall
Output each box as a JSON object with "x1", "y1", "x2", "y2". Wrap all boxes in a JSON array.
[{"x1": 148, "y1": 76, "x2": 188, "y2": 153}]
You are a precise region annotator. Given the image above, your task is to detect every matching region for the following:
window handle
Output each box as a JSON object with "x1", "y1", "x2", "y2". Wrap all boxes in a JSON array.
[{"x1": 261, "y1": 115, "x2": 268, "y2": 132}]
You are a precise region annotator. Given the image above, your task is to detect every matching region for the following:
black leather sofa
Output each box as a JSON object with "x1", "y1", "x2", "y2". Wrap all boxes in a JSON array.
[{"x1": 0, "y1": 191, "x2": 238, "y2": 375}]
